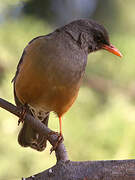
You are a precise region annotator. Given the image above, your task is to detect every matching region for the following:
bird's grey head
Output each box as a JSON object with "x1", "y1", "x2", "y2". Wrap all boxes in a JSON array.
[
  {"x1": 57, "y1": 19, "x2": 122, "y2": 57},
  {"x1": 58, "y1": 19, "x2": 110, "y2": 53}
]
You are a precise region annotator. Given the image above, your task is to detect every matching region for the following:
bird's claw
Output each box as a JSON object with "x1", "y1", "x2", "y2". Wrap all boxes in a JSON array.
[
  {"x1": 49, "y1": 132, "x2": 64, "y2": 154},
  {"x1": 18, "y1": 104, "x2": 28, "y2": 126},
  {"x1": 18, "y1": 119, "x2": 23, "y2": 126}
]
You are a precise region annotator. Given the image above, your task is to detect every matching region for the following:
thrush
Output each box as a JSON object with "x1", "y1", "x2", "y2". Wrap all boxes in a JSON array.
[{"x1": 13, "y1": 19, "x2": 122, "y2": 151}]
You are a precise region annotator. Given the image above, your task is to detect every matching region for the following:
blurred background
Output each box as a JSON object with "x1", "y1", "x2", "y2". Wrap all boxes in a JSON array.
[{"x1": 0, "y1": 0, "x2": 135, "y2": 179}]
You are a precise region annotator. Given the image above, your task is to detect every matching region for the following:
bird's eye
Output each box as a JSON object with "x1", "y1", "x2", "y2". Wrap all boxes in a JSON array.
[{"x1": 96, "y1": 34, "x2": 102, "y2": 43}]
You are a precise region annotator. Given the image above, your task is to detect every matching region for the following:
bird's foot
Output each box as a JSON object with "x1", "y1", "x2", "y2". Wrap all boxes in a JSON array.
[
  {"x1": 49, "y1": 132, "x2": 64, "y2": 154},
  {"x1": 18, "y1": 104, "x2": 28, "y2": 126}
]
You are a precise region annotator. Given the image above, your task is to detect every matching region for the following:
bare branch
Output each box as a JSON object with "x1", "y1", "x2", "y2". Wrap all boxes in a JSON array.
[
  {"x1": 25, "y1": 159, "x2": 135, "y2": 180},
  {"x1": 0, "y1": 98, "x2": 68, "y2": 162},
  {"x1": 1, "y1": 98, "x2": 135, "y2": 180}
]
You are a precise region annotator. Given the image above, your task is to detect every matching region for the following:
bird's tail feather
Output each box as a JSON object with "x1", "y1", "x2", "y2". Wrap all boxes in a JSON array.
[
  {"x1": 14, "y1": 85, "x2": 49, "y2": 151},
  {"x1": 18, "y1": 111, "x2": 49, "y2": 151}
]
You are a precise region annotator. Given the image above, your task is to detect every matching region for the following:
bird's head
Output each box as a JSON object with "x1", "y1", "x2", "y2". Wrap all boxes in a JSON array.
[
  {"x1": 87, "y1": 20, "x2": 122, "y2": 57},
  {"x1": 62, "y1": 19, "x2": 122, "y2": 57}
]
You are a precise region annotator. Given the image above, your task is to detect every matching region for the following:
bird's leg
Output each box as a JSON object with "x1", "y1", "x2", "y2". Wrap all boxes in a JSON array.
[
  {"x1": 50, "y1": 116, "x2": 64, "y2": 153},
  {"x1": 53, "y1": 116, "x2": 63, "y2": 148},
  {"x1": 59, "y1": 116, "x2": 62, "y2": 137},
  {"x1": 18, "y1": 104, "x2": 28, "y2": 126}
]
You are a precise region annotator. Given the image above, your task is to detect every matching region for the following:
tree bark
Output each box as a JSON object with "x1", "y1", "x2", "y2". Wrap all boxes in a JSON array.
[
  {"x1": 0, "y1": 98, "x2": 135, "y2": 180},
  {"x1": 24, "y1": 159, "x2": 135, "y2": 180}
]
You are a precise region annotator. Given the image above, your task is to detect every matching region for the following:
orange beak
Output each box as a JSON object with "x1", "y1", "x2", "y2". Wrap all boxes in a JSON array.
[{"x1": 102, "y1": 44, "x2": 123, "y2": 58}]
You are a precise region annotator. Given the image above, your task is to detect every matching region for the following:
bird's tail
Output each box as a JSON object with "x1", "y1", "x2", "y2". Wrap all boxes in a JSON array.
[
  {"x1": 13, "y1": 86, "x2": 49, "y2": 151},
  {"x1": 18, "y1": 111, "x2": 49, "y2": 151}
]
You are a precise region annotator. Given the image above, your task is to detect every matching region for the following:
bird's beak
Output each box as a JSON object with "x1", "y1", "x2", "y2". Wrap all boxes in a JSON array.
[{"x1": 102, "y1": 44, "x2": 123, "y2": 58}]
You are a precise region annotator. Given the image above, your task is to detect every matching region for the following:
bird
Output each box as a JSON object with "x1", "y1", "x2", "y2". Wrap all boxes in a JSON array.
[{"x1": 12, "y1": 19, "x2": 122, "y2": 151}]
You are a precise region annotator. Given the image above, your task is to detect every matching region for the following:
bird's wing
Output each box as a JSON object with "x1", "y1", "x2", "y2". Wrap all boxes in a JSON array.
[
  {"x1": 12, "y1": 35, "x2": 45, "y2": 83},
  {"x1": 12, "y1": 35, "x2": 50, "y2": 151}
]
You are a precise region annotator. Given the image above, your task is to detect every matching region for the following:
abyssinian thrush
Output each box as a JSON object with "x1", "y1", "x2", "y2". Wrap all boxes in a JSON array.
[{"x1": 13, "y1": 19, "x2": 122, "y2": 151}]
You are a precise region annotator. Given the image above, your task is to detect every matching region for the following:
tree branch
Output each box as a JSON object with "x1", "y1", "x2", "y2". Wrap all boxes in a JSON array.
[
  {"x1": 0, "y1": 98, "x2": 68, "y2": 162},
  {"x1": 24, "y1": 159, "x2": 135, "y2": 180},
  {"x1": 0, "y1": 98, "x2": 135, "y2": 180}
]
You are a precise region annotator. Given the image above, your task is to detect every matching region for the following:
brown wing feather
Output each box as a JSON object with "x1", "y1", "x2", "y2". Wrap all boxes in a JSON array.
[{"x1": 13, "y1": 36, "x2": 50, "y2": 151}]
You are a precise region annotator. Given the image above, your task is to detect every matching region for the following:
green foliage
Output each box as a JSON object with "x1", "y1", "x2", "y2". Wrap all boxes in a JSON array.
[{"x1": 1, "y1": 1, "x2": 135, "y2": 179}]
